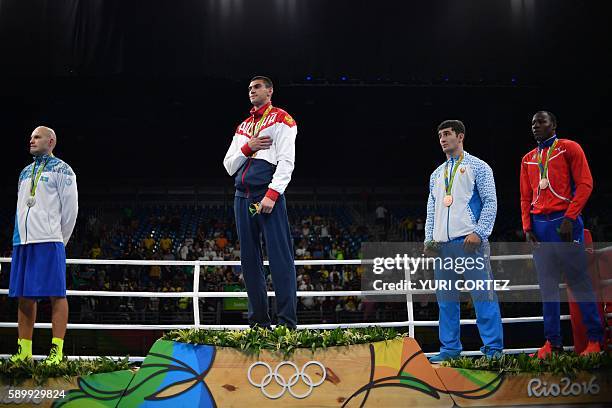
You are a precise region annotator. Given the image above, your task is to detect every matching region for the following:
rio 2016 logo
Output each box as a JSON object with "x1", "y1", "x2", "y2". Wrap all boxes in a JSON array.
[{"x1": 527, "y1": 376, "x2": 600, "y2": 398}]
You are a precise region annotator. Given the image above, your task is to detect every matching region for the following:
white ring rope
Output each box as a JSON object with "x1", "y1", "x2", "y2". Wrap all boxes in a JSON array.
[
  {"x1": 1, "y1": 256, "x2": 534, "y2": 266},
  {"x1": 0, "y1": 249, "x2": 610, "y2": 357},
  {"x1": 0, "y1": 315, "x2": 573, "y2": 330}
]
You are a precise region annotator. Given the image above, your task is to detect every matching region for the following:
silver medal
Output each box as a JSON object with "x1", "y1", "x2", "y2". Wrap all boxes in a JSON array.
[{"x1": 26, "y1": 197, "x2": 36, "y2": 207}]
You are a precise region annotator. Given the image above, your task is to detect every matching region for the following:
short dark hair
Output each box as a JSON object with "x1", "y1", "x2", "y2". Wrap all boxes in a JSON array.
[
  {"x1": 250, "y1": 76, "x2": 273, "y2": 88},
  {"x1": 535, "y1": 110, "x2": 557, "y2": 127},
  {"x1": 437, "y1": 120, "x2": 465, "y2": 136}
]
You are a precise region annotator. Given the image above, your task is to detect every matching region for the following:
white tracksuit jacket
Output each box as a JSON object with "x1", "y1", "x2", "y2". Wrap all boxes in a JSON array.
[{"x1": 12, "y1": 154, "x2": 78, "y2": 246}]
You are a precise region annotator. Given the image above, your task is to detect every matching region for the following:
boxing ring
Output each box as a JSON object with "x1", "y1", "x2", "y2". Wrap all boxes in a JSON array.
[{"x1": 0, "y1": 252, "x2": 610, "y2": 361}]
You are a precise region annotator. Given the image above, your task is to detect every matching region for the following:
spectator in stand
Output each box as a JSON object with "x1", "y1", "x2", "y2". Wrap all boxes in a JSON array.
[
  {"x1": 320, "y1": 223, "x2": 330, "y2": 238},
  {"x1": 90, "y1": 241, "x2": 102, "y2": 259},
  {"x1": 159, "y1": 235, "x2": 172, "y2": 253},
  {"x1": 415, "y1": 217, "x2": 424, "y2": 241},
  {"x1": 143, "y1": 235, "x2": 155, "y2": 253},
  {"x1": 330, "y1": 273, "x2": 343, "y2": 291},
  {"x1": 204, "y1": 242, "x2": 217, "y2": 260},
  {"x1": 335, "y1": 247, "x2": 345, "y2": 260},
  {"x1": 149, "y1": 254, "x2": 162, "y2": 284},
  {"x1": 215, "y1": 233, "x2": 228, "y2": 250},
  {"x1": 406, "y1": 217, "x2": 415, "y2": 241},
  {"x1": 318, "y1": 266, "x2": 330, "y2": 282},
  {"x1": 298, "y1": 274, "x2": 316, "y2": 310},
  {"x1": 179, "y1": 240, "x2": 190, "y2": 260},
  {"x1": 295, "y1": 239, "x2": 308, "y2": 257},
  {"x1": 162, "y1": 248, "x2": 175, "y2": 261},
  {"x1": 232, "y1": 242, "x2": 241, "y2": 258},
  {"x1": 344, "y1": 297, "x2": 358, "y2": 312},
  {"x1": 400, "y1": 216, "x2": 415, "y2": 241},
  {"x1": 375, "y1": 204, "x2": 387, "y2": 226}
]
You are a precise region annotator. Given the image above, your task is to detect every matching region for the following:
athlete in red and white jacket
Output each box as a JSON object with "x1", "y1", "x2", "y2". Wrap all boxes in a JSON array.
[
  {"x1": 520, "y1": 119, "x2": 593, "y2": 235},
  {"x1": 223, "y1": 90, "x2": 297, "y2": 206},
  {"x1": 223, "y1": 76, "x2": 298, "y2": 329},
  {"x1": 520, "y1": 111, "x2": 602, "y2": 358}
]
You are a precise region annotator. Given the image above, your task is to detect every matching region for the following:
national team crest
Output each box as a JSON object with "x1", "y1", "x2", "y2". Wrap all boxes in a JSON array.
[
  {"x1": 460, "y1": 167, "x2": 465, "y2": 174},
  {"x1": 283, "y1": 114, "x2": 295, "y2": 126}
]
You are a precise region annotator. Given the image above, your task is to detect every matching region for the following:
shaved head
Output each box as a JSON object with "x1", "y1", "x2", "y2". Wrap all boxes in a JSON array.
[
  {"x1": 29, "y1": 126, "x2": 57, "y2": 156},
  {"x1": 35, "y1": 126, "x2": 56, "y2": 140}
]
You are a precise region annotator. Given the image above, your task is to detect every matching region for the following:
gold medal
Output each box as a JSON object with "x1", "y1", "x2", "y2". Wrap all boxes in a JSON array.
[
  {"x1": 251, "y1": 105, "x2": 274, "y2": 138},
  {"x1": 26, "y1": 196, "x2": 36, "y2": 207},
  {"x1": 443, "y1": 195, "x2": 453, "y2": 207},
  {"x1": 248, "y1": 202, "x2": 261, "y2": 217},
  {"x1": 539, "y1": 178, "x2": 549, "y2": 189}
]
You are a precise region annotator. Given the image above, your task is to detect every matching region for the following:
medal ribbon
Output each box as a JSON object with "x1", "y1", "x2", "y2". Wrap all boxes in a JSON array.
[
  {"x1": 444, "y1": 153, "x2": 464, "y2": 195},
  {"x1": 30, "y1": 155, "x2": 52, "y2": 199},
  {"x1": 248, "y1": 202, "x2": 261, "y2": 217},
  {"x1": 537, "y1": 138, "x2": 558, "y2": 180},
  {"x1": 251, "y1": 104, "x2": 274, "y2": 138},
  {"x1": 244, "y1": 105, "x2": 273, "y2": 213}
]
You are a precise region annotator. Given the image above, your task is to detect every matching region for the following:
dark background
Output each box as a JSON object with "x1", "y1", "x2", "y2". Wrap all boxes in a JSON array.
[
  {"x1": 0, "y1": 0, "x2": 610, "y2": 198},
  {"x1": 0, "y1": 0, "x2": 610, "y2": 356}
]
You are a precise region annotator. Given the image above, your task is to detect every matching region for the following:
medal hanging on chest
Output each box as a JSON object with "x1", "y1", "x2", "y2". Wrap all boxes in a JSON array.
[
  {"x1": 443, "y1": 153, "x2": 464, "y2": 207},
  {"x1": 537, "y1": 139, "x2": 557, "y2": 190},
  {"x1": 250, "y1": 105, "x2": 274, "y2": 158},
  {"x1": 27, "y1": 156, "x2": 51, "y2": 208}
]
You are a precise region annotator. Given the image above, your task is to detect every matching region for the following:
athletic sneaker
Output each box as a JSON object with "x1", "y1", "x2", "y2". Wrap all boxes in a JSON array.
[
  {"x1": 530, "y1": 340, "x2": 563, "y2": 359},
  {"x1": 9, "y1": 339, "x2": 32, "y2": 363},
  {"x1": 482, "y1": 347, "x2": 503, "y2": 360},
  {"x1": 580, "y1": 341, "x2": 602, "y2": 356},
  {"x1": 42, "y1": 344, "x2": 63, "y2": 366},
  {"x1": 429, "y1": 351, "x2": 461, "y2": 363}
]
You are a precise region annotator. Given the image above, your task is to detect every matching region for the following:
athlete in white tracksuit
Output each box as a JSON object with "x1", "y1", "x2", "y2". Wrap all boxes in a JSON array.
[
  {"x1": 425, "y1": 120, "x2": 503, "y2": 362},
  {"x1": 9, "y1": 126, "x2": 78, "y2": 365}
]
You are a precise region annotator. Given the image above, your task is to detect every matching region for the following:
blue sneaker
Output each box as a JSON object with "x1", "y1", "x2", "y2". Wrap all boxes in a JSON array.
[
  {"x1": 483, "y1": 347, "x2": 503, "y2": 360},
  {"x1": 428, "y1": 351, "x2": 461, "y2": 363}
]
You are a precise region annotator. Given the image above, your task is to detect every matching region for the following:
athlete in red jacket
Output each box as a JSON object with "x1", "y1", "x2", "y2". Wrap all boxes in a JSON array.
[{"x1": 520, "y1": 111, "x2": 603, "y2": 358}]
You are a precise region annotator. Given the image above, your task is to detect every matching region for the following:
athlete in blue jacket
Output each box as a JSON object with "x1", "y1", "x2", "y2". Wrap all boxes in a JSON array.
[{"x1": 425, "y1": 120, "x2": 503, "y2": 362}]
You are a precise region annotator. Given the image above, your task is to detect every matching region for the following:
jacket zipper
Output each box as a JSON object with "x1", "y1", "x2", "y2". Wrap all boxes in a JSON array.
[
  {"x1": 446, "y1": 207, "x2": 451, "y2": 242},
  {"x1": 242, "y1": 158, "x2": 254, "y2": 198},
  {"x1": 24, "y1": 160, "x2": 38, "y2": 244},
  {"x1": 446, "y1": 157, "x2": 454, "y2": 241},
  {"x1": 24, "y1": 207, "x2": 31, "y2": 243}
]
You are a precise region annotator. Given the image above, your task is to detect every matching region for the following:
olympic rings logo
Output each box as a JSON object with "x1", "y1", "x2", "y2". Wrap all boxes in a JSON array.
[{"x1": 247, "y1": 360, "x2": 326, "y2": 399}]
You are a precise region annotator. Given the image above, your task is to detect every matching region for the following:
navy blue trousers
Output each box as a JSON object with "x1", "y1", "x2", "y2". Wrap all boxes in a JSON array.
[
  {"x1": 235, "y1": 194, "x2": 297, "y2": 328},
  {"x1": 531, "y1": 212, "x2": 603, "y2": 345}
]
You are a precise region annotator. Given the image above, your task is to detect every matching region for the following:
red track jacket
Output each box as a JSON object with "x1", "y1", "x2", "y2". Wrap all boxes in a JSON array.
[{"x1": 520, "y1": 136, "x2": 593, "y2": 232}]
